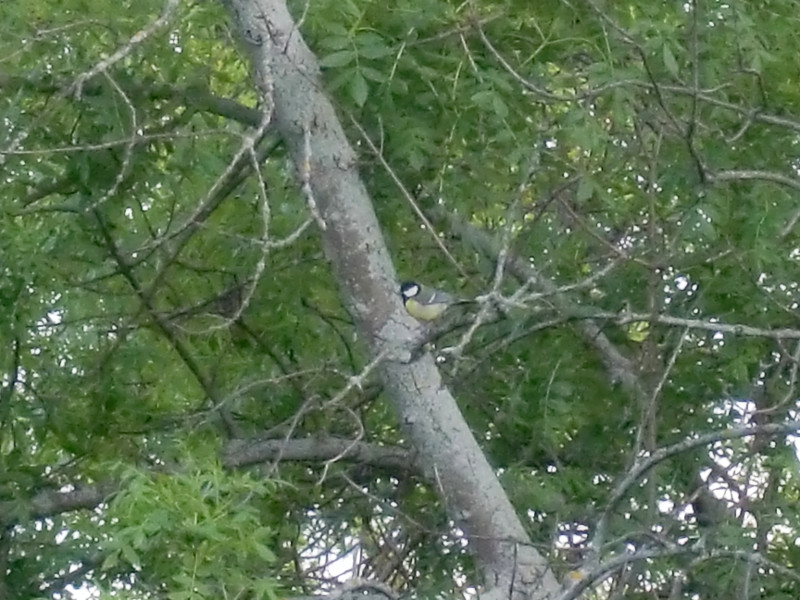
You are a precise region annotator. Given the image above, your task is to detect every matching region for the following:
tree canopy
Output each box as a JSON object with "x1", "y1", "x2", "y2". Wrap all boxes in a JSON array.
[{"x1": 3, "y1": 0, "x2": 800, "y2": 598}]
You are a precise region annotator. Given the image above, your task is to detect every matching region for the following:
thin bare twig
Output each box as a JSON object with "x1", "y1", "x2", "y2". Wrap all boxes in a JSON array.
[
  {"x1": 70, "y1": 0, "x2": 181, "y2": 98},
  {"x1": 347, "y1": 114, "x2": 468, "y2": 278},
  {"x1": 592, "y1": 419, "x2": 800, "y2": 560},
  {"x1": 83, "y1": 72, "x2": 138, "y2": 212},
  {"x1": 572, "y1": 309, "x2": 800, "y2": 341}
]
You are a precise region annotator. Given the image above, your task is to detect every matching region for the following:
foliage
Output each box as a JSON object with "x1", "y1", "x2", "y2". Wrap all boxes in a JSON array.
[
  {"x1": 2, "y1": 0, "x2": 800, "y2": 598},
  {"x1": 101, "y1": 460, "x2": 280, "y2": 600}
]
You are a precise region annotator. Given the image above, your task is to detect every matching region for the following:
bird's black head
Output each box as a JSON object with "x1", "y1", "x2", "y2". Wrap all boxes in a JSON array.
[{"x1": 399, "y1": 281, "x2": 420, "y2": 300}]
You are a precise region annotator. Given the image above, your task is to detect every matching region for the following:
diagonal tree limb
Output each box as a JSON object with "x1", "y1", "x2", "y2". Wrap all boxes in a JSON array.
[{"x1": 217, "y1": 1, "x2": 560, "y2": 598}]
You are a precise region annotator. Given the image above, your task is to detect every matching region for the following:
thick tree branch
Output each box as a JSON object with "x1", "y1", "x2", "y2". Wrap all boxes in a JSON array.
[
  {"x1": 217, "y1": 1, "x2": 559, "y2": 597},
  {"x1": 0, "y1": 72, "x2": 265, "y2": 128},
  {"x1": 223, "y1": 437, "x2": 414, "y2": 471},
  {"x1": 0, "y1": 481, "x2": 116, "y2": 523},
  {"x1": 3, "y1": 438, "x2": 413, "y2": 524}
]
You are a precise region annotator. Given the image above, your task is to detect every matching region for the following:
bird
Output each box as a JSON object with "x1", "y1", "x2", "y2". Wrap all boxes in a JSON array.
[{"x1": 399, "y1": 281, "x2": 459, "y2": 321}]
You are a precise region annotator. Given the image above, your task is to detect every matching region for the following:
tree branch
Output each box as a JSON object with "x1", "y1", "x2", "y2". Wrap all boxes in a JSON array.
[
  {"x1": 223, "y1": 437, "x2": 415, "y2": 472},
  {"x1": 218, "y1": 0, "x2": 559, "y2": 597}
]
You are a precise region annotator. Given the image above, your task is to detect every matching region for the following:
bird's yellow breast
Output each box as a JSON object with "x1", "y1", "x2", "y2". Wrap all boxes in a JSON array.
[{"x1": 403, "y1": 298, "x2": 448, "y2": 321}]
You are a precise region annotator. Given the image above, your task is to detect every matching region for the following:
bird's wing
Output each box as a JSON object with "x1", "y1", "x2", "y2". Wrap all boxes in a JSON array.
[{"x1": 431, "y1": 289, "x2": 454, "y2": 304}]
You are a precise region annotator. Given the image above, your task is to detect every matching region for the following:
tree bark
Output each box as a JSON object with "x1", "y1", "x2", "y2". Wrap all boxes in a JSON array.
[{"x1": 217, "y1": 1, "x2": 561, "y2": 598}]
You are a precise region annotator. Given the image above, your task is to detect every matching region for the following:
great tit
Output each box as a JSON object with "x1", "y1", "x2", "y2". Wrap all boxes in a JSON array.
[{"x1": 400, "y1": 281, "x2": 457, "y2": 321}]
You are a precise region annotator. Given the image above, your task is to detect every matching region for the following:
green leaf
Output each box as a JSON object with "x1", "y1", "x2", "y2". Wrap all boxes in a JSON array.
[
  {"x1": 663, "y1": 43, "x2": 679, "y2": 77},
  {"x1": 491, "y1": 94, "x2": 509, "y2": 119},
  {"x1": 319, "y1": 50, "x2": 357, "y2": 68},
  {"x1": 577, "y1": 177, "x2": 594, "y2": 201},
  {"x1": 355, "y1": 31, "x2": 393, "y2": 59},
  {"x1": 252, "y1": 540, "x2": 276, "y2": 562},
  {"x1": 120, "y1": 542, "x2": 141, "y2": 569},
  {"x1": 318, "y1": 35, "x2": 352, "y2": 51},
  {"x1": 360, "y1": 65, "x2": 387, "y2": 83},
  {"x1": 349, "y1": 70, "x2": 369, "y2": 106},
  {"x1": 101, "y1": 551, "x2": 119, "y2": 571}
]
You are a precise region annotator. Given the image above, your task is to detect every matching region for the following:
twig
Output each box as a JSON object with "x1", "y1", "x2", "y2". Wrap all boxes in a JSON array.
[
  {"x1": 592, "y1": 420, "x2": 800, "y2": 557},
  {"x1": 347, "y1": 114, "x2": 467, "y2": 278},
  {"x1": 70, "y1": 0, "x2": 181, "y2": 98},
  {"x1": 576, "y1": 309, "x2": 800, "y2": 341},
  {"x1": 83, "y1": 72, "x2": 138, "y2": 212}
]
